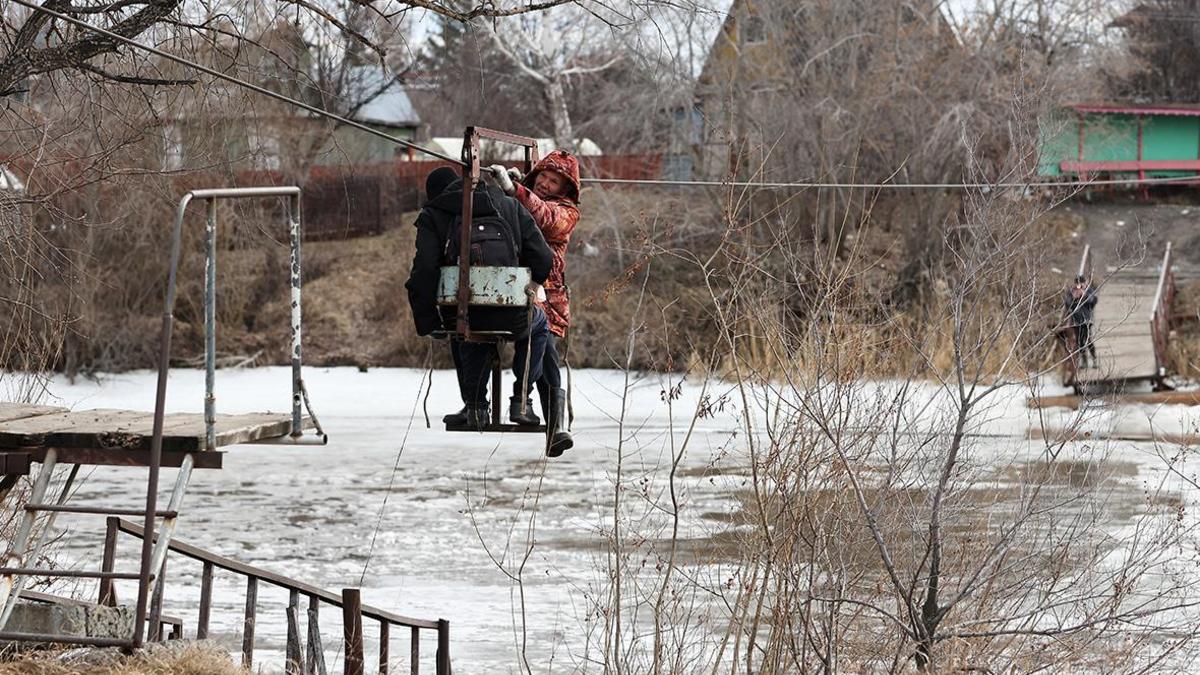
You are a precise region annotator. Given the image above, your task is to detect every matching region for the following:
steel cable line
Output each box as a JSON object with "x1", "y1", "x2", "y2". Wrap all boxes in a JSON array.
[
  {"x1": 584, "y1": 174, "x2": 1200, "y2": 189},
  {"x1": 8, "y1": 0, "x2": 465, "y2": 166},
  {"x1": 14, "y1": 0, "x2": 1200, "y2": 193}
]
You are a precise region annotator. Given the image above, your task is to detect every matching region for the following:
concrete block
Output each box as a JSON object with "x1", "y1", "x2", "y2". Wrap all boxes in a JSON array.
[
  {"x1": 5, "y1": 602, "x2": 87, "y2": 637},
  {"x1": 84, "y1": 604, "x2": 134, "y2": 639},
  {"x1": 3, "y1": 602, "x2": 134, "y2": 641}
]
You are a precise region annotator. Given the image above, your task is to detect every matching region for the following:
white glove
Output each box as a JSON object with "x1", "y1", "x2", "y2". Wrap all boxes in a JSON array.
[
  {"x1": 507, "y1": 167, "x2": 525, "y2": 184},
  {"x1": 487, "y1": 165, "x2": 515, "y2": 195},
  {"x1": 525, "y1": 282, "x2": 547, "y2": 302}
]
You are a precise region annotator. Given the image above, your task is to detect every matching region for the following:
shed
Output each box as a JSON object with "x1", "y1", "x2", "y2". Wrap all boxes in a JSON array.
[{"x1": 1039, "y1": 103, "x2": 1200, "y2": 182}]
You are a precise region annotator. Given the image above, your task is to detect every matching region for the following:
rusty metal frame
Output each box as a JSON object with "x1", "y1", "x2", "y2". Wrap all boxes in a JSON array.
[{"x1": 454, "y1": 126, "x2": 541, "y2": 341}]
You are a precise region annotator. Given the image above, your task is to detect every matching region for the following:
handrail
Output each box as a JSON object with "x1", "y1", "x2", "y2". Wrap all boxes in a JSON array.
[
  {"x1": 116, "y1": 518, "x2": 439, "y2": 630},
  {"x1": 1151, "y1": 241, "x2": 1175, "y2": 377}
]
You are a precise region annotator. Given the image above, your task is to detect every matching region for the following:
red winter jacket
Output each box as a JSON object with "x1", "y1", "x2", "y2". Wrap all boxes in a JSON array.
[{"x1": 514, "y1": 151, "x2": 581, "y2": 338}]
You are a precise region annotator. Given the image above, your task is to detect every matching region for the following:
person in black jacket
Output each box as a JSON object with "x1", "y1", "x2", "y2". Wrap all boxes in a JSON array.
[
  {"x1": 405, "y1": 167, "x2": 554, "y2": 428},
  {"x1": 1064, "y1": 274, "x2": 1099, "y2": 368}
]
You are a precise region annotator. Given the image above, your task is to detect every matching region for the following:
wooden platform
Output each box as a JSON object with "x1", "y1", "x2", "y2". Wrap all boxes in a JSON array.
[
  {"x1": 445, "y1": 422, "x2": 546, "y2": 434},
  {"x1": 0, "y1": 403, "x2": 308, "y2": 472},
  {"x1": 1030, "y1": 390, "x2": 1200, "y2": 410},
  {"x1": 1072, "y1": 278, "x2": 1160, "y2": 386}
]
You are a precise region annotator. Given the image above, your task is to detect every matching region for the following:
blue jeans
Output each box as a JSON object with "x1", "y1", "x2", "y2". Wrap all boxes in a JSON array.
[
  {"x1": 452, "y1": 307, "x2": 549, "y2": 405},
  {"x1": 516, "y1": 335, "x2": 562, "y2": 417}
]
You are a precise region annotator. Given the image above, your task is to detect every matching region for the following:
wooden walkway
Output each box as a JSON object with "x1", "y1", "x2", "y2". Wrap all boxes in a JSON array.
[
  {"x1": 0, "y1": 403, "x2": 308, "y2": 472},
  {"x1": 1072, "y1": 275, "x2": 1160, "y2": 387}
]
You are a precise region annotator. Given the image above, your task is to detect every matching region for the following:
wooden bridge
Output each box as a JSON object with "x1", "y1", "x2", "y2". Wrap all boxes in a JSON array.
[{"x1": 1061, "y1": 242, "x2": 1178, "y2": 392}]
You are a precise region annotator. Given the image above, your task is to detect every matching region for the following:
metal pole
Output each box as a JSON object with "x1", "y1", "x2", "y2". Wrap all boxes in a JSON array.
[
  {"x1": 379, "y1": 620, "x2": 389, "y2": 675},
  {"x1": 436, "y1": 620, "x2": 450, "y2": 675},
  {"x1": 243, "y1": 576, "x2": 258, "y2": 669},
  {"x1": 289, "y1": 195, "x2": 303, "y2": 436},
  {"x1": 197, "y1": 562, "x2": 213, "y2": 639},
  {"x1": 205, "y1": 198, "x2": 218, "y2": 452},
  {"x1": 137, "y1": 191, "x2": 194, "y2": 648},
  {"x1": 99, "y1": 516, "x2": 119, "y2": 606},
  {"x1": 410, "y1": 627, "x2": 419, "y2": 675},
  {"x1": 144, "y1": 453, "x2": 194, "y2": 602},
  {"x1": 2, "y1": 462, "x2": 79, "y2": 624},
  {"x1": 287, "y1": 589, "x2": 304, "y2": 674},
  {"x1": 342, "y1": 589, "x2": 364, "y2": 675},
  {"x1": 456, "y1": 128, "x2": 479, "y2": 338},
  {"x1": 148, "y1": 555, "x2": 167, "y2": 641},
  {"x1": 0, "y1": 451, "x2": 59, "y2": 629}
]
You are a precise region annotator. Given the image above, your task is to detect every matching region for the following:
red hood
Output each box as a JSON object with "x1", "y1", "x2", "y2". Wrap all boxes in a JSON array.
[{"x1": 524, "y1": 150, "x2": 581, "y2": 203}]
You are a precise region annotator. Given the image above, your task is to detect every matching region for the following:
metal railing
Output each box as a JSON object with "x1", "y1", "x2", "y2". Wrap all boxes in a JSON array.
[
  {"x1": 1151, "y1": 241, "x2": 1176, "y2": 378},
  {"x1": 166, "y1": 187, "x2": 326, "y2": 452},
  {"x1": 110, "y1": 518, "x2": 450, "y2": 675}
]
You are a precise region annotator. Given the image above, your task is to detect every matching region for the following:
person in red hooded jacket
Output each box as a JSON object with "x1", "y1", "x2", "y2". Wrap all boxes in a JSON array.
[{"x1": 488, "y1": 150, "x2": 580, "y2": 457}]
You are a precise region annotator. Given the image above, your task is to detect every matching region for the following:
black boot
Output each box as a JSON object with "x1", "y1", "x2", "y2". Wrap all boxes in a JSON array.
[
  {"x1": 547, "y1": 387, "x2": 573, "y2": 457},
  {"x1": 509, "y1": 396, "x2": 541, "y2": 426},
  {"x1": 446, "y1": 403, "x2": 489, "y2": 429}
]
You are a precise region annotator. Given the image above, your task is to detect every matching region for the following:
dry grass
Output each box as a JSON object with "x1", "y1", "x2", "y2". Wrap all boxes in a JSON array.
[{"x1": 0, "y1": 643, "x2": 243, "y2": 674}]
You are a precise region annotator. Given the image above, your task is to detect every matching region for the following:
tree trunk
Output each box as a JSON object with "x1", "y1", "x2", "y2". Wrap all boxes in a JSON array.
[{"x1": 544, "y1": 78, "x2": 576, "y2": 152}]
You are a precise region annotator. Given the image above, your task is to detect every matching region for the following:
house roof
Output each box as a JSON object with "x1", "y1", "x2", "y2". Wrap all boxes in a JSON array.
[
  {"x1": 697, "y1": 0, "x2": 958, "y2": 86},
  {"x1": 0, "y1": 164, "x2": 25, "y2": 193},
  {"x1": 344, "y1": 65, "x2": 421, "y2": 128},
  {"x1": 1067, "y1": 102, "x2": 1200, "y2": 117}
]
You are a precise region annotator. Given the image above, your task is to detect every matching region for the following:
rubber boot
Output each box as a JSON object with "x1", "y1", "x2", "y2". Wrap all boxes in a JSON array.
[
  {"x1": 547, "y1": 388, "x2": 573, "y2": 457},
  {"x1": 464, "y1": 403, "x2": 490, "y2": 430},
  {"x1": 509, "y1": 396, "x2": 541, "y2": 426}
]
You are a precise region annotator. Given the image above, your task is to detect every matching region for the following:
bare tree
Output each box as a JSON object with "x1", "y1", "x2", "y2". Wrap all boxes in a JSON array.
[{"x1": 0, "y1": 0, "x2": 597, "y2": 98}]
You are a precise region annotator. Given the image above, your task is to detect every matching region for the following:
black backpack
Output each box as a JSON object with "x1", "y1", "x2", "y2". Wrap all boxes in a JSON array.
[{"x1": 443, "y1": 211, "x2": 519, "y2": 267}]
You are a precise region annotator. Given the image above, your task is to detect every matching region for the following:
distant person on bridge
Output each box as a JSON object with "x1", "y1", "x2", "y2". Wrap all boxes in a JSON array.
[
  {"x1": 1065, "y1": 275, "x2": 1099, "y2": 369},
  {"x1": 488, "y1": 151, "x2": 581, "y2": 457},
  {"x1": 406, "y1": 167, "x2": 553, "y2": 429}
]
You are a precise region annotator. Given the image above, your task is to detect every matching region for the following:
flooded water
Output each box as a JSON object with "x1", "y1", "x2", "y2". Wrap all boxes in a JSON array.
[
  {"x1": 16, "y1": 368, "x2": 1200, "y2": 672},
  {"x1": 29, "y1": 367, "x2": 746, "y2": 673}
]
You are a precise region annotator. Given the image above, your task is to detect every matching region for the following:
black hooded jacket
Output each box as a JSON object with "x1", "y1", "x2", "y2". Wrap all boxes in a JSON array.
[{"x1": 406, "y1": 180, "x2": 553, "y2": 336}]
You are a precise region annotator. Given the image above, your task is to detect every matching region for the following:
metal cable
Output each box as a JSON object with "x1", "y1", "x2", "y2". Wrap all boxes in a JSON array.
[
  {"x1": 582, "y1": 174, "x2": 1200, "y2": 190},
  {"x1": 358, "y1": 352, "x2": 433, "y2": 586},
  {"x1": 8, "y1": 0, "x2": 465, "y2": 166}
]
